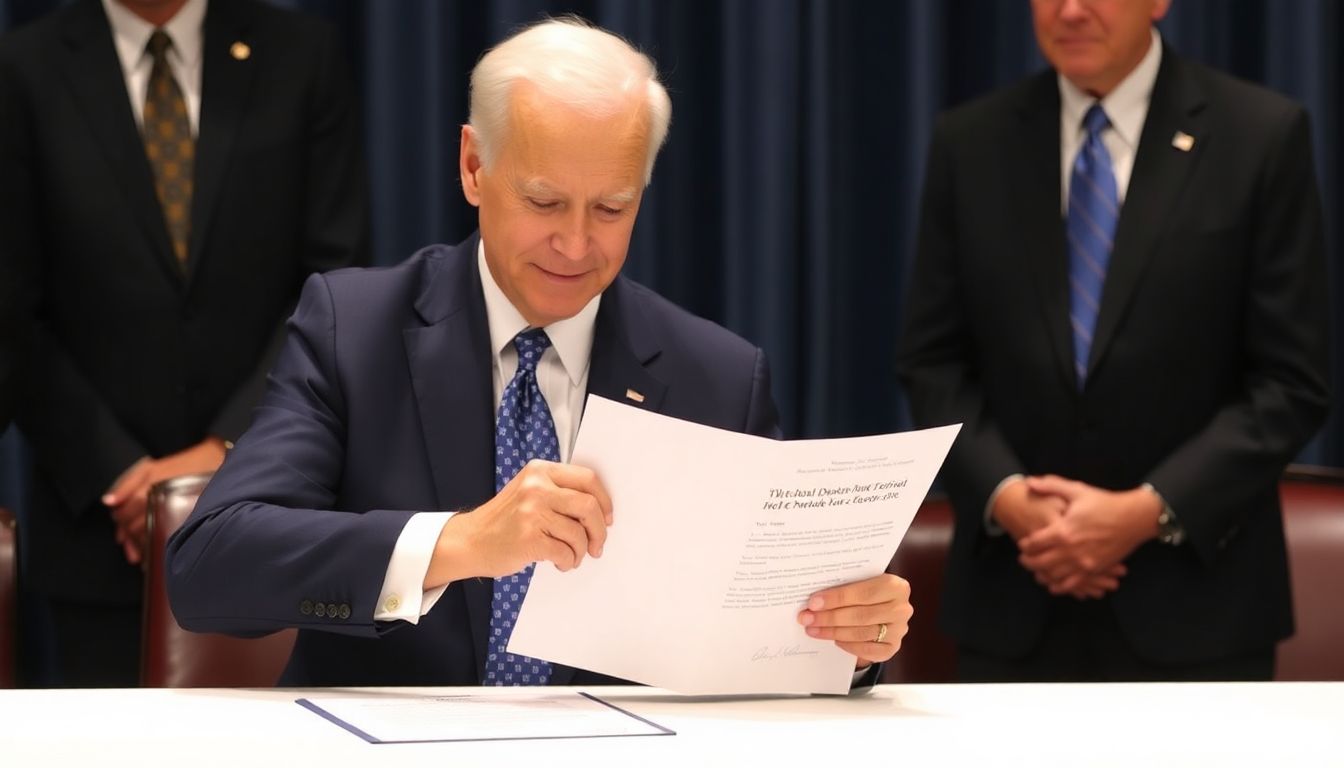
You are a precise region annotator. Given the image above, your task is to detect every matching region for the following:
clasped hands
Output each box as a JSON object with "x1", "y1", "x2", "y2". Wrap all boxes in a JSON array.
[
  {"x1": 428, "y1": 459, "x2": 913, "y2": 668},
  {"x1": 993, "y1": 475, "x2": 1163, "y2": 599},
  {"x1": 102, "y1": 437, "x2": 230, "y2": 566}
]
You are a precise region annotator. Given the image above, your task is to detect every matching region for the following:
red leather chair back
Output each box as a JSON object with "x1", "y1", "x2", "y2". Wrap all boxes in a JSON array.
[
  {"x1": 1277, "y1": 466, "x2": 1344, "y2": 681},
  {"x1": 882, "y1": 495, "x2": 957, "y2": 683},
  {"x1": 877, "y1": 467, "x2": 1344, "y2": 684},
  {"x1": 141, "y1": 473, "x2": 295, "y2": 687},
  {"x1": 0, "y1": 507, "x2": 16, "y2": 688}
]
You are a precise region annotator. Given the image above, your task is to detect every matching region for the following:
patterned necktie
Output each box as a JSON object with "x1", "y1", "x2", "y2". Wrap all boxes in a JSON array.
[
  {"x1": 1066, "y1": 104, "x2": 1119, "y2": 388},
  {"x1": 485, "y1": 328, "x2": 559, "y2": 685},
  {"x1": 143, "y1": 29, "x2": 194, "y2": 268}
]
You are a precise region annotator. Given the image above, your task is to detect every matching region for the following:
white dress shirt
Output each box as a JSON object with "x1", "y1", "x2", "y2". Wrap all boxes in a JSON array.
[
  {"x1": 101, "y1": 0, "x2": 206, "y2": 136},
  {"x1": 375, "y1": 241, "x2": 600, "y2": 622},
  {"x1": 1057, "y1": 27, "x2": 1163, "y2": 210}
]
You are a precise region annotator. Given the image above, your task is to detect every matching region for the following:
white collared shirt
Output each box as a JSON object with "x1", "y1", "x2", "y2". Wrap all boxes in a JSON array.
[
  {"x1": 1057, "y1": 27, "x2": 1163, "y2": 211},
  {"x1": 478, "y1": 240, "x2": 600, "y2": 463},
  {"x1": 101, "y1": 0, "x2": 207, "y2": 135},
  {"x1": 375, "y1": 241, "x2": 601, "y2": 622}
]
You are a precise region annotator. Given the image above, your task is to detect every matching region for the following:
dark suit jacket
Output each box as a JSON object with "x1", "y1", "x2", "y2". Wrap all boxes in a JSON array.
[
  {"x1": 0, "y1": 0, "x2": 368, "y2": 604},
  {"x1": 898, "y1": 46, "x2": 1330, "y2": 665},
  {"x1": 165, "y1": 233, "x2": 784, "y2": 686}
]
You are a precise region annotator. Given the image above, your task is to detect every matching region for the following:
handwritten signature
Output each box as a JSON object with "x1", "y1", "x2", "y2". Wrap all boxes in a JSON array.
[{"x1": 751, "y1": 645, "x2": 820, "y2": 662}]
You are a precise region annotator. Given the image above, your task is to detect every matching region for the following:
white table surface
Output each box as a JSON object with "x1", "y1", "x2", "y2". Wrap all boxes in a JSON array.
[{"x1": 2, "y1": 682, "x2": 1341, "y2": 766}]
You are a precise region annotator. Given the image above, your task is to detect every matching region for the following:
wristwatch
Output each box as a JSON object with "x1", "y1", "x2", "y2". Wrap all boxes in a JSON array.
[
  {"x1": 1156, "y1": 507, "x2": 1186, "y2": 545},
  {"x1": 1143, "y1": 482, "x2": 1186, "y2": 546}
]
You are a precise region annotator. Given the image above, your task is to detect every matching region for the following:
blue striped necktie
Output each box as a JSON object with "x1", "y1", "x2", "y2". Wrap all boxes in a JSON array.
[
  {"x1": 485, "y1": 328, "x2": 558, "y2": 685},
  {"x1": 1067, "y1": 104, "x2": 1119, "y2": 388}
]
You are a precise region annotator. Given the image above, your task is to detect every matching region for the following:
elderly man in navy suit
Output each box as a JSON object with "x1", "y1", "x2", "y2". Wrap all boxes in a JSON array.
[{"x1": 167, "y1": 17, "x2": 912, "y2": 689}]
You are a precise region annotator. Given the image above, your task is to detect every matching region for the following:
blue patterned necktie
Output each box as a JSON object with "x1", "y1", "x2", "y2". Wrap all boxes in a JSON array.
[
  {"x1": 485, "y1": 328, "x2": 559, "y2": 685},
  {"x1": 1067, "y1": 104, "x2": 1119, "y2": 388}
]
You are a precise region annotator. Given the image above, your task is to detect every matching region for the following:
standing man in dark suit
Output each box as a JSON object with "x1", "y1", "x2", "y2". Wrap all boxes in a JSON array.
[
  {"x1": 0, "y1": 0, "x2": 367, "y2": 686},
  {"x1": 899, "y1": 0, "x2": 1329, "y2": 681},
  {"x1": 166, "y1": 17, "x2": 912, "y2": 689}
]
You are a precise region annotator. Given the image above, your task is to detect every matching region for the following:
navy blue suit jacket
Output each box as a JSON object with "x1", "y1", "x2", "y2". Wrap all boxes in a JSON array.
[{"x1": 166, "y1": 233, "x2": 782, "y2": 686}]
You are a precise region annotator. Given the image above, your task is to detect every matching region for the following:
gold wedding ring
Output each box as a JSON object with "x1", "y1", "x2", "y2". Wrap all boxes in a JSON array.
[{"x1": 875, "y1": 623, "x2": 888, "y2": 644}]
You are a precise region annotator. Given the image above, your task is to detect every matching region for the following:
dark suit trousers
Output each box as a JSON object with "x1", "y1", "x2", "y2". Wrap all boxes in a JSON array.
[
  {"x1": 45, "y1": 597, "x2": 141, "y2": 687},
  {"x1": 956, "y1": 598, "x2": 1274, "y2": 683}
]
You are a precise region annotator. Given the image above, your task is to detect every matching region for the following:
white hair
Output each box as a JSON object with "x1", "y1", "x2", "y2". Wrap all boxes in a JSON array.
[{"x1": 468, "y1": 16, "x2": 672, "y2": 186}]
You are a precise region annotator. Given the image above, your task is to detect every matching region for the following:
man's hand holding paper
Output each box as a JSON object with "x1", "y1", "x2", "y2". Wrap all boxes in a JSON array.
[
  {"x1": 425, "y1": 462, "x2": 613, "y2": 588},
  {"x1": 509, "y1": 396, "x2": 959, "y2": 694},
  {"x1": 799, "y1": 573, "x2": 914, "y2": 667}
]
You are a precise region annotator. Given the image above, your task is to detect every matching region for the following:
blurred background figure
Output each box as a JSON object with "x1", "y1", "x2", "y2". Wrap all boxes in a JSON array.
[
  {"x1": 0, "y1": 0, "x2": 367, "y2": 686},
  {"x1": 899, "y1": 0, "x2": 1330, "y2": 681}
]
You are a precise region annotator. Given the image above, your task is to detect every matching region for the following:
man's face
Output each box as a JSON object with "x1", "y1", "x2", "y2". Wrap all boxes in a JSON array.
[
  {"x1": 1032, "y1": 0, "x2": 1171, "y2": 96},
  {"x1": 460, "y1": 84, "x2": 650, "y2": 328}
]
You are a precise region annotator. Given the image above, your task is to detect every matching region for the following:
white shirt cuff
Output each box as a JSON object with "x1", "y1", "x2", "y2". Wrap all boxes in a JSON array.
[
  {"x1": 374, "y1": 511, "x2": 456, "y2": 623},
  {"x1": 983, "y1": 474, "x2": 1024, "y2": 536}
]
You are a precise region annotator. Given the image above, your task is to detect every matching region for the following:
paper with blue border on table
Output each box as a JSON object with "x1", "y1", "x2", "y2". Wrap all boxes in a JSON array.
[
  {"x1": 296, "y1": 690, "x2": 672, "y2": 743},
  {"x1": 509, "y1": 395, "x2": 960, "y2": 695}
]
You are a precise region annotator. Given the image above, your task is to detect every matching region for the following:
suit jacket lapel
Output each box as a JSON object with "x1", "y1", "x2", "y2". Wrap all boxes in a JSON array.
[
  {"x1": 1010, "y1": 73, "x2": 1076, "y2": 390},
  {"x1": 586, "y1": 278, "x2": 668, "y2": 414},
  {"x1": 545, "y1": 276, "x2": 666, "y2": 686},
  {"x1": 1089, "y1": 49, "x2": 1208, "y2": 378},
  {"x1": 400, "y1": 234, "x2": 497, "y2": 683},
  {"x1": 187, "y1": 0, "x2": 258, "y2": 285},
  {"x1": 58, "y1": 1, "x2": 180, "y2": 288}
]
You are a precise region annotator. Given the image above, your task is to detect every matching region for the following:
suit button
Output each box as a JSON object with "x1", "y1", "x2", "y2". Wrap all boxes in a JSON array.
[
  {"x1": 383, "y1": 595, "x2": 401, "y2": 613},
  {"x1": 339, "y1": 604, "x2": 351, "y2": 619},
  {"x1": 315, "y1": 603, "x2": 327, "y2": 617},
  {"x1": 300, "y1": 600, "x2": 313, "y2": 615},
  {"x1": 326, "y1": 603, "x2": 339, "y2": 617}
]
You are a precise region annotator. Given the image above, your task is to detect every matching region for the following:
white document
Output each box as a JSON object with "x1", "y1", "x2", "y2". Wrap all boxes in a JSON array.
[
  {"x1": 509, "y1": 396, "x2": 960, "y2": 695},
  {"x1": 297, "y1": 690, "x2": 673, "y2": 743}
]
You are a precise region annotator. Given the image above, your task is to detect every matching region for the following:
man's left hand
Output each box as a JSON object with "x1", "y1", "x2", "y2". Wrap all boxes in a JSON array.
[{"x1": 797, "y1": 573, "x2": 912, "y2": 667}]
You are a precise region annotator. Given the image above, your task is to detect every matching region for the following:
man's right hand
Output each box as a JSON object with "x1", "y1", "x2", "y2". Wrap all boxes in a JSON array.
[
  {"x1": 992, "y1": 477, "x2": 1124, "y2": 600},
  {"x1": 423, "y1": 460, "x2": 612, "y2": 589},
  {"x1": 990, "y1": 477, "x2": 1065, "y2": 541}
]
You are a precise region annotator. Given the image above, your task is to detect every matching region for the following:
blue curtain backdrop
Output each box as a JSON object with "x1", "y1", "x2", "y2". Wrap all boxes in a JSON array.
[{"x1": 1, "y1": 0, "x2": 1340, "y2": 480}]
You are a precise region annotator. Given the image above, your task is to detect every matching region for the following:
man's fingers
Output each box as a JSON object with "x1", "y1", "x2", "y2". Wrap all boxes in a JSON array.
[
  {"x1": 807, "y1": 622, "x2": 901, "y2": 644},
  {"x1": 121, "y1": 538, "x2": 143, "y2": 566},
  {"x1": 551, "y1": 486, "x2": 608, "y2": 557},
  {"x1": 1017, "y1": 526, "x2": 1065, "y2": 555},
  {"x1": 1020, "y1": 545, "x2": 1085, "y2": 577},
  {"x1": 103, "y1": 462, "x2": 151, "y2": 507},
  {"x1": 835, "y1": 638, "x2": 902, "y2": 664},
  {"x1": 537, "y1": 510, "x2": 589, "y2": 569},
  {"x1": 539, "y1": 461, "x2": 613, "y2": 525},
  {"x1": 802, "y1": 603, "x2": 894, "y2": 630},
  {"x1": 1024, "y1": 474, "x2": 1077, "y2": 499},
  {"x1": 535, "y1": 531, "x2": 580, "y2": 572},
  {"x1": 805, "y1": 574, "x2": 907, "y2": 613}
]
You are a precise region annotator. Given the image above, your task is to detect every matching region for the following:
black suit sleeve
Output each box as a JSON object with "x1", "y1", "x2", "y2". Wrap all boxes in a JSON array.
[
  {"x1": 898, "y1": 117, "x2": 1026, "y2": 525},
  {"x1": 1145, "y1": 106, "x2": 1330, "y2": 565},
  {"x1": 208, "y1": 19, "x2": 369, "y2": 443}
]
